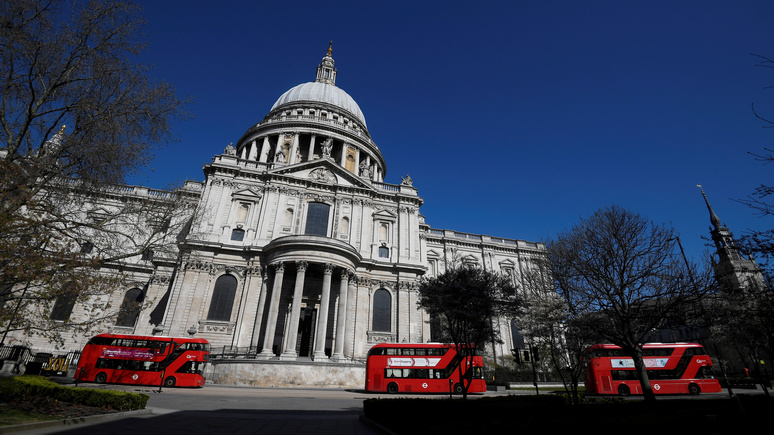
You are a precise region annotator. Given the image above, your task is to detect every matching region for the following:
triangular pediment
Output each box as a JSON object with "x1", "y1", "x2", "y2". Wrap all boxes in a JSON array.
[
  {"x1": 232, "y1": 188, "x2": 263, "y2": 200},
  {"x1": 461, "y1": 255, "x2": 480, "y2": 265},
  {"x1": 372, "y1": 209, "x2": 398, "y2": 221},
  {"x1": 499, "y1": 259, "x2": 516, "y2": 268},
  {"x1": 268, "y1": 158, "x2": 375, "y2": 190}
]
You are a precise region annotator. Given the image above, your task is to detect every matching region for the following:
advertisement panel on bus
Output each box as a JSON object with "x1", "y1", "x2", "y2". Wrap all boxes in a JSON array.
[
  {"x1": 584, "y1": 343, "x2": 722, "y2": 395},
  {"x1": 365, "y1": 343, "x2": 486, "y2": 394}
]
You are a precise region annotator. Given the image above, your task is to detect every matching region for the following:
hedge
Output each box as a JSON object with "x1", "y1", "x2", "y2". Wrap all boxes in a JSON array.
[
  {"x1": 363, "y1": 394, "x2": 773, "y2": 433},
  {"x1": 0, "y1": 376, "x2": 148, "y2": 411}
]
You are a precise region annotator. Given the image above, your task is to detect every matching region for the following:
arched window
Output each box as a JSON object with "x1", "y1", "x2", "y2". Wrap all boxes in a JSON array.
[
  {"x1": 116, "y1": 288, "x2": 144, "y2": 327},
  {"x1": 304, "y1": 202, "x2": 330, "y2": 236},
  {"x1": 51, "y1": 283, "x2": 78, "y2": 321},
  {"x1": 372, "y1": 289, "x2": 391, "y2": 332},
  {"x1": 207, "y1": 274, "x2": 238, "y2": 321}
]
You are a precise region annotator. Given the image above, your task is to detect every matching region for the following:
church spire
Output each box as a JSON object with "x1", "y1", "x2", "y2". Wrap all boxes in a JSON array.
[
  {"x1": 315, "y1": 41, "x2": 337, "y2": 86},
  {"x1": 698, "y1": 184, "x2": 722, "y2": 230},
  {"x1": 699, "y1": 185, "x2": 768, "y2": 293}
]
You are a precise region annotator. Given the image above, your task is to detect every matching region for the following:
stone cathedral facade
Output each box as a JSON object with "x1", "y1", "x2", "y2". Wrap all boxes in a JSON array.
[{"x1": 12, "y1": 46, "x2": 546, "y2": 372}]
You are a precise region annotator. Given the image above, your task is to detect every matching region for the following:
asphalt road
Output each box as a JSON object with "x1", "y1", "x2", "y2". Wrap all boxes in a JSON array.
[
  {"x1": 13, "y1": 383, "x2": 460, "y2": 435},
  {"x1": 10, "y1": 381, "x2": 765, "y2": 434}
]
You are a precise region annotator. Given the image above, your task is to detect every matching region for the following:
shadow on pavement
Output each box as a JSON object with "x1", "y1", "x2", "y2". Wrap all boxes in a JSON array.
[{"x1": 28, "y1": 409, "x2": 381, "y2": 435}]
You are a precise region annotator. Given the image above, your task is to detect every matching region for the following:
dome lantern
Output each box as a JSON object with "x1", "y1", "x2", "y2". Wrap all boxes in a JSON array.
[{"x1": 316, "y1": 41, "x2": 337, "y2": 85}]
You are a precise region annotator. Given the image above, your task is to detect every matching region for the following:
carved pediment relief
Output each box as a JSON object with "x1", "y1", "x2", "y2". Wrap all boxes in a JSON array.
[{"x1": 308, "y1": 168, "x2": 337, "y2": 184}]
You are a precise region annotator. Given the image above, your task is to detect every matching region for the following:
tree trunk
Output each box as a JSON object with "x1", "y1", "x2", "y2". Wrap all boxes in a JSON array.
[
  {"x1": 631, "y1": 347, "x2": 656, "y2": 401},
  {"x1": 457, "y1": 354, "x2": 469, "y2": 400}
]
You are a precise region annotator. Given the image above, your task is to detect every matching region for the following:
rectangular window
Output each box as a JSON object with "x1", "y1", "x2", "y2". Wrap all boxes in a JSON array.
[
  {"x1": 304, "y1": 202, "x2": 330, "y2": 236},
  {"x1": 231, "y1": 228, "x2": 245, "y2": 241}
]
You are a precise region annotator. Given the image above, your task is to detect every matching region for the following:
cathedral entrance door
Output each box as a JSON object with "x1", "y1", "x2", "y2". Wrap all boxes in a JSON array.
[{"x1": 297, "y1": 305, "x2": 317, "y2": 357}]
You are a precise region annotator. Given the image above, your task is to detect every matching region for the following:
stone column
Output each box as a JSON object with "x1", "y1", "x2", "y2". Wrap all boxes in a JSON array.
[
  {"x1": 289, "y1": 133, "x2": 300, "y2": 164},
  {"x1": 273, "y1": 134, "x2": 283, "y2": 156},
  {"x1": 331, "y1": 269, "x2": 351, "y2": 361},
  {"x1": 259, "y1": 262, "x2": 285, "y2": 357},
  {"x1": 280, "y1": 261, "x2": 308, "y2": 359},
  {"x1": 250, "y1": 267, "x2": 268, "y2": 350},
  {"x1": 309, "y1": 134, "x2": 316, "y2": 160},
  {"x1": 313, "y1": 263, "x2": 333, "y2": 360},
  {"x1": 259, "y1": 136, "x2": 270, "y2": 163},
  {"x1": 343, "y1": 276, "x2": 357, "y2": 358},
  {"x1": 248, "y1": 139, "x2": 258, "y2": 160}
]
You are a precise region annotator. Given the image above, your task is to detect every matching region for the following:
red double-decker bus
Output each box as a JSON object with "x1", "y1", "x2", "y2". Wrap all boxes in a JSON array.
[
  {"x1": 585, "y1": 343, "x2": 722, "y2": 395},
  {"x1": 365, "y1": 343, "x2": 486, "y2": 394},
  {"x1": 75, "y1": 334, "x2": 210, "y2": 388}
]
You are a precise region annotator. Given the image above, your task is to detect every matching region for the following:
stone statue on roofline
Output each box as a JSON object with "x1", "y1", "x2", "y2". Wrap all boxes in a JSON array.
[{"x1": 321, "y1": 138, "x2": 333, "y2": 158}]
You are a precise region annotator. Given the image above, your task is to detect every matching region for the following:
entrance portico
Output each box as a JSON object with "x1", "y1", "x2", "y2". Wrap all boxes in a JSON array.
[{"x1": 256, "y1": 235, "x2": 360, "y2": 361}]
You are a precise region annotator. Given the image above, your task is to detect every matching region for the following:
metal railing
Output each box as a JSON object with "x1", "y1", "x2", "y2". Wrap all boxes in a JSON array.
[
  {"x1": 0, "y1": 345, "x2": 80, "y2": 375},
  {"x1": 209, "y1": 345, "x2": 260, "y2": 359}
]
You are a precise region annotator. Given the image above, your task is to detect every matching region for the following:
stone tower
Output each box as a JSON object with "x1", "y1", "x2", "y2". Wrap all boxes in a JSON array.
[{"x1": 699, "y1": 186, "x2": 767, "y2": 293}]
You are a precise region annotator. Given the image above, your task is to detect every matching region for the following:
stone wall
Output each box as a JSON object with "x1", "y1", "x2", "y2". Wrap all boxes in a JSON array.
[{"x1": 206, "y1": 359, "x2": 366, "y2": 389}]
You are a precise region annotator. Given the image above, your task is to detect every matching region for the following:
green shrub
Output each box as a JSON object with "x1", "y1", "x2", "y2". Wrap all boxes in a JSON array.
[{"x1": 0, "y1": 376, "x2": 148, "y2": 411}]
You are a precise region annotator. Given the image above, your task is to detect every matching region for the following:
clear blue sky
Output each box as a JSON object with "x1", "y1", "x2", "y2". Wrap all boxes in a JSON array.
[{"x1": 128, "y1": 0, "x2": 774, "y2": 263}]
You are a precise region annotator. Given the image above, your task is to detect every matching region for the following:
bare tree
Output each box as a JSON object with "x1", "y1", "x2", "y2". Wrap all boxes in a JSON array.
[
  {"x1": 0, "y1": 0, "x2": 189, "y2": 346},
  {"x1": 737, "y1": 53, "x2": 774, "y2": 273},
  {"x1": 718, "y1": 53, "x2": 774, "y2": 379},
  {"x1": 0, "y1": 177, "x2": 199, "y2": 346},
  {"x1": 417, "y1": 265, "x2": 517, "y2": 399},
  {"x1": 707, "y1": 279, "x2": 774, "y2": 392},
  {"x1": 547, "y1": 205, "x2": 712, "y2": 401},
  {"x1": 514, "y1": 264, "x2": 598, "y2": 405}
]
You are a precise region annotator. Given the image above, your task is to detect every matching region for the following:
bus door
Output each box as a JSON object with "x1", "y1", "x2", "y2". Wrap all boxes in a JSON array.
[
  {"x1": 373, "y1": 372, "x2": 383, "y2": 391},
  {"x1": 600, "y1": 375, "x2": 613, "y2": 393}
]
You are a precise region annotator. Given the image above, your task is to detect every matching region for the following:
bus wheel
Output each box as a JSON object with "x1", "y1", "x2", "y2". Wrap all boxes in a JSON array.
[
  {"x1": 387, "y1": 382, "x2": 399, "y2": 394},
  {"x1": 617, "y1": 384, "x2": 630, "y2": 396},
  {"x1": 688, "y1": 383, "x2": 701, "y2": 395},
  {"x1": 453, "y1": 383, "x2": 463, "y2": 394},
  {"x1": 164, "y1": 376, "x2": 176, "y2": 388},
  {"x1": 94, "y1": 372, "x2": 107, "y2": 384}
]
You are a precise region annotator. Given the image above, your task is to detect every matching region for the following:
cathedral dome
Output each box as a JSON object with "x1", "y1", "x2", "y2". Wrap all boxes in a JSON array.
[
  {"x1": 235, "y1": 43, "x2": 386, "y2": 183},
  {"x1": 271, "y1": 81, "x2": 367, "y2": 128}
]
